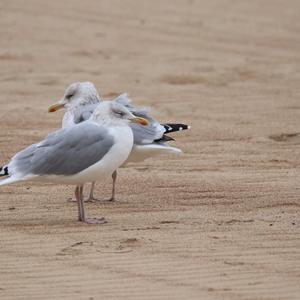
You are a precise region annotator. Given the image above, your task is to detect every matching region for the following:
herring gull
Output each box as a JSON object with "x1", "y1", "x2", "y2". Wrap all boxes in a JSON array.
[
  {"x1": 48, "y1": 82, "x2": 190, "y2": 201},
  {"x1": 0, "y1": 101, "x2": 148, "y2": 224}
]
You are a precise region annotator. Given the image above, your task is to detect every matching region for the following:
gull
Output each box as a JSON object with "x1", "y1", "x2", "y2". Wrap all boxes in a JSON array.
[
  {"x1": 0, "y1": 101, "x2": 148, "y2": 224},
  {"x1": 48, "y1": 82, "x2": 190, "y2": 202}
]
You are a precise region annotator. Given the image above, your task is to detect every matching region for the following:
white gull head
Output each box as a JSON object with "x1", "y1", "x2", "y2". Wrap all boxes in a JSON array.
[
  {"x1": 48, "y1": 81, "x2": 100, "y2": 113},
  {"x1": 91, "y1": 101, "x2": 149, "y2": 127}
]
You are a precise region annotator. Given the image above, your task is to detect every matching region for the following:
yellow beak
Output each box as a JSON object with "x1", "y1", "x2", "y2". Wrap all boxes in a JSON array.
[
  {"x1": 130, "y1": 117, "x2": 149, "y2": 126},
  {"x1": 48, "y1": 102, "x2": 65, "y2": 113}
]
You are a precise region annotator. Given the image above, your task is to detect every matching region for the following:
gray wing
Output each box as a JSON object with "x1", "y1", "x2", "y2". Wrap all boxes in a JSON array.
[
  {"x1": 73, "y1": 103, "x2": 99, "y2": 124},
  {"x1": 10, "y1": 122, "x2": 114, "y2": 176},
  {"x1": 114, "y1": 93, "x2": 165, "y2": 144}
]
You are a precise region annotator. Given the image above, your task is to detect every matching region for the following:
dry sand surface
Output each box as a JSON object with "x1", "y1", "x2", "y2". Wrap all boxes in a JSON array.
[{"x1": 0, "y1": 0, "x2": 300, "y2": 299}]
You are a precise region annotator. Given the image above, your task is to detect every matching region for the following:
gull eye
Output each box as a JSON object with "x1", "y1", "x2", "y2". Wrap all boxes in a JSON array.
[
  {"x1": 112, "y1": 106, "x2": 125, "y2": 117},
  {"x1": 112, "y1": 105, "x2": 127, "y2": 118},
  {"x1": 115, "y1": 111, "x2": 124, "y2": 117},
  {"x1": 65, "y1": 93, "x2": 74, "y2": 100}
]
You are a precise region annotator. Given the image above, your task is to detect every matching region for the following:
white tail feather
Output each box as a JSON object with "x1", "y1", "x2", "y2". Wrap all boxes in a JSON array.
[
  {"x1": 0, "y1": 176, "x2": 21, "y2": 186},
  {"x1": 126, "y1": 144, "x2": 182, "y2": 163}
]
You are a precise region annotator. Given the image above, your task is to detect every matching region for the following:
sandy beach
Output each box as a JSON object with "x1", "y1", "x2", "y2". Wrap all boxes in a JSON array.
[{"x1": 0, "y1": 0, "x2": 299, "y2": 299}]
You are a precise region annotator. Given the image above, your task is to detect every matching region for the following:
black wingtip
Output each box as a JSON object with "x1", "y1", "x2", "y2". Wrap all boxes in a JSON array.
[
  {"x1": 154, "y1": 135, "x2": 175, "y2": 143},
  {"x1": 0, "y1": 166, "x2": 9, "y2": 177},
  {"x1": 162, "y1": 123, "x2": 191, "y2": 134}
]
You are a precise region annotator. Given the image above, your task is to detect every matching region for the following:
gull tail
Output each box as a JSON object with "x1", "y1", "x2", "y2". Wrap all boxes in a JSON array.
[
  {"x1": 0, "y1": 165, "x2": 20, "y2": 186},
  {"x1": 127, "y1": 144, "x2": 182, "y2": 163},
  {"x1": 162, "y1": 123, "x2": 191, "y2": 134},
  {"x1": 0, "y1": 163, "x2": 36, "y2": 186},
  {"x1": 0, "y1": 177, "x2": 20, "y2": 186},
  {"x1": 154, "y1": 135, "x2": 174, "y2": 143}
]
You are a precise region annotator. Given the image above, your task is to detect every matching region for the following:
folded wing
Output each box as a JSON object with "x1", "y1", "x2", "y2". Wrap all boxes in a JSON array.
[{"x1": 9, "y1": 123, "x2": 115, "y2": 177}]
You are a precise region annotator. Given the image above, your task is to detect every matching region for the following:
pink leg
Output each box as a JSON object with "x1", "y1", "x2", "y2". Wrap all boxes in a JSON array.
[
  {"x1": 109, "y1": 170, "x2": 117, "y2": 201},
  {"x1": 75, "y1": 185, "x2": 107, "y2": 224},
  {"x1": 85, "y1": 182, "x2": 100, "y2": 202},
  {"x1": 75, "y1": 185, "x2": 85, "y2": 221},
  {"x1": 68, "y1": 184, "x2": 85, "y2": 203}
]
